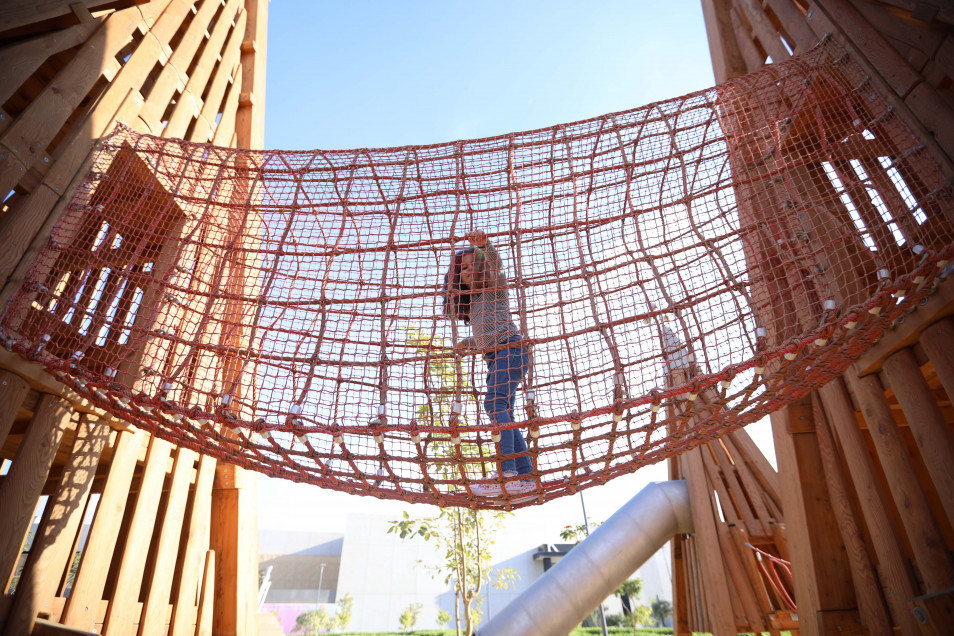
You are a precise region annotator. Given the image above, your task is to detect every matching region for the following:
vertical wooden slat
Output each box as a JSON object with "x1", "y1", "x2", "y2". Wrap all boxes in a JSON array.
[
  {"x1": 138, "y1": 447, "x2": 197, "y2": 636},
  {"x1": 921, "y1": 318, "x2": 954, "y2": 406},
  {"x1": 195, "y1": 550, "x2": 215, "y2": 636},
  {"x1": 845, "y1": 371, "x2": 954, "y2": 592},
  {"x1": 3, "y1": 415, "x2": 111, "y2": 636},
  {"x1": 101, "y1": 437, "x2": 173, "y2": 636},
  {"x1": 882, "y1": 348, "x2": 954, "y2": 527},
  {"x1": 168, "y1": 454, "x2": 216, "y2": 636},
  {"x1": 0, "y1": 394, "x2": 74, "y2": 591},
  {"x1": 61, "y1": 429, "x2": 143, "y2": 632},
  {"x1": 770, "y1": 398, "x2": 857, "y2": 636},
  {"x1": 811, "y1": 393, "x2": 893, "y2": 635},
  {"x1": 818, "y1": 378, "x2": 923, "y2": 634},
  {"x1": 209, "y1": 465, "x2": 258, "y2": 636},
  {"x1": 683, "y1": 447, "x2": 738, "y2": 635}
]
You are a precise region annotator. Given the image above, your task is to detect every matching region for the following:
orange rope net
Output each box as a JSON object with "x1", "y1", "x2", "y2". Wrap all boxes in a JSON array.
[{"x1": 3, "y1": 39, "x2": 952, "y2": 508}]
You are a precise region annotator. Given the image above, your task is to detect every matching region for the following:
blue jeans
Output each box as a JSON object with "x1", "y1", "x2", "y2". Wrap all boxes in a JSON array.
[{"x1": 484, "y1": 337, "x2": 532, "y2": 475}]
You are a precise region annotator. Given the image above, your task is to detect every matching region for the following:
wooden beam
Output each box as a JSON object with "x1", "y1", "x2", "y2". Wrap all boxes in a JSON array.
[
  {"x1": 920, "y1": 318, "x2": 954, "y2": 423},
  {"x1": 0, "y1": 394, "x2": 74, "y2": 592},
  {"x1": 0, "y1": 370, "x2": 31, "y2": 448},
  {"x1": 700, "y1": 0, "x2": 750, "y2": 83},
  {"x1": 234, "y1": 0, "x2": 268, "y2": 148},
  {"x1": 3, "y1": 415, "x2": 110, "y2": 636},
  {"x1": 683, "y1": 447, "x2": 738, "y2": 635}
]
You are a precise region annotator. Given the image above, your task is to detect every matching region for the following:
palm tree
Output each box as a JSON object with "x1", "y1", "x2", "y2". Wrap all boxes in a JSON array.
[{"x1": 650, "y1": 596, "x2": 672, "y2": 627}]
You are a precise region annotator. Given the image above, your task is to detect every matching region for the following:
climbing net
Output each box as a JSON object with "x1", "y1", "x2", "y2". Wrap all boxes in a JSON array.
[{"x1": 3, "y1": 39, "x2": 952, "y2": 508}]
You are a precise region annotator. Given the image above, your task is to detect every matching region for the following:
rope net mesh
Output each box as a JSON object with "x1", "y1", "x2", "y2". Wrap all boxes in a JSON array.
[{"x1": 3, "y1": 39, "x2": 952, "y2": 509}]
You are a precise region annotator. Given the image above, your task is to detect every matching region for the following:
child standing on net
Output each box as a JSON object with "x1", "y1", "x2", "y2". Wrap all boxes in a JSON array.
[{"x1": 442, "y1": 229, "x2": 533, "y2": 496}]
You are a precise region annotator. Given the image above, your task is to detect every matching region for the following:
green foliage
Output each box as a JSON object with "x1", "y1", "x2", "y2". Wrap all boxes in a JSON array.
[
  {"x1": 293, "y1": 593, "x2": 354, "y2": 634},
  {"x1": 649, "y1": 596, "x2": 672, "y2": 627},
  {"x1": 559, "y1": 519, "x2": 602, "y2": 544},
  {"x1": 436, "y1": 609, "x2": 452, "y2": 627},
  {"x1": 399, "y1": 603, "x2": 423, "y2": 631}
]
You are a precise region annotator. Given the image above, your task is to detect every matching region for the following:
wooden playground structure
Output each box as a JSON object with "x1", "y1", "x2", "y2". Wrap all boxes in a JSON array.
[{"x1": 0, "y1": 1, "x2": 952, "y2": 635}]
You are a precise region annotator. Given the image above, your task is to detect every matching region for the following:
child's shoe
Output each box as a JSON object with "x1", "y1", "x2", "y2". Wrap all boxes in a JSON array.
[
  {"x1": 469, "y1": 472, "x2": 503, "y2": 496},
  {"x1": 501, "y1": 472, "x2": 535, "y2": 495}
]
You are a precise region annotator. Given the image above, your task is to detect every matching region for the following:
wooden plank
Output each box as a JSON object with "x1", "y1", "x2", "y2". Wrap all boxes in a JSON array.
[
  {"x1": 710, "y1": 440, "x2": 767, "y2": 536},
  {"x1": 163, "y1": 0, "x2": 243, "y2": 139},
  {"x1": 700, "y1": 0, "x2": 751, "y2": 83},
  {"x1": 763, "y1": 0, "x2": 818, "y2": 53},
  {"x1": 3, "y1": 415, "x2": 110, "y2": 636},
  {"x1": 0, "y1": 19, "x2": 103, "y2": 105},
  {"x1": 61, "y1": 429, "x2": 143, "y2": 632},
  {"x1": 723, "y1": 525, "x2": 770, "y2": 632},
  {"x1": 818, "y1": 378, "x2": 923, "y2": 635},
  {"x1": 0, "y1": 349, "x2": 129, "y2": 433},
  {"x1": 191, "y1": 11, "x2": 247, "y2": 143},
  {"x1": 137, "y1": 0, "x2": 227, "y2": 129},
  {"x1": 210, "y1": 467, "x2": 258, "y2": 636},
  {"x1": 31, "y1": 617, "x2": 98, "y2": 636},
  {"x1": 0, "y1": 370, "x2": 31, "y2": 449},
  {"x1": 845, "y1": 370, "x2": 954, "y2": 592},
  {"x1": 736, "y1": 0, "x2": 792, "y2": 63},
  {"x1": 921, "y1": 318, "x2": 954, "y2": 420},
  {"x1": 770, "y1": 398, "x2": 856, "y2": 636},
  {"x1": 911, "y1": 588, "x2": 954, "y2": 636},
  {"x1": 195, "y1": 551, "x2": 215, "y2": 636},
  {"x1": 0, "y1": 1, "x2": 141, "y2": 38},
  {"x1": 729, "y1": 6, "x2": 767, "y2": 73},
  {"x1": 683, "y1": 447, "x2": 738, "y2": 635},
  {"x1": 168, "y1": 454, "x2": 215, "y2": 636},
  {"x1": 138, "y1": 447, "x2": 196, "y2": 636},
  {"x1": 882, "y1": 348, "x2": 954, "y2": 528},
  {"x1": 0, "y1": 394, "x2": 74, "y2": 591},
  {"x1": 0, "y1": 10, "x2": 145, "y2": 198},
  {"x1": 101, "y1": 437, "x2": 172, "y2": 636},
  {"x1": 811, "y1": 393, "x2": 893, "y2": 636}
]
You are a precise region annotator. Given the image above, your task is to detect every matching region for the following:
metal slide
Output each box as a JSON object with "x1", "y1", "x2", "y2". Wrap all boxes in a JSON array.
[{"x1": 480, "y1": 480, "x2": 692, "y2": 636}]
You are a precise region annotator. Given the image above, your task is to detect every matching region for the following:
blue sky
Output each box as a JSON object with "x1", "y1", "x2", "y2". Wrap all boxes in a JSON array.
[{"x1": 258, "y1": 0, "x2": 776, "y2": 535}]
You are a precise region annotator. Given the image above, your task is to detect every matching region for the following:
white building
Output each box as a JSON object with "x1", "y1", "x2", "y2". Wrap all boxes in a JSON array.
[{"x1": 260, "y1": 513, "x2": 672, "y2": 633}]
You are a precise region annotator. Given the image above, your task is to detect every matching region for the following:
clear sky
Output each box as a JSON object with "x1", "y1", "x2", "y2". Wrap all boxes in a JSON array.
[{"x1": 258, "y1": 0, "x2": 777, "y2": 537}]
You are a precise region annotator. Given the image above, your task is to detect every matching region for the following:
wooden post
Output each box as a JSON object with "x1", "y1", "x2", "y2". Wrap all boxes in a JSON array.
[
  {"x1": 0, "y1": 394, "x2": 74, "y2": 592},
  {"x1": 770, "y1": 397, "x2": 858, "y2": 636},
  {"x1": 209, "y1": 465, "x2": 258, "y2": 636},
  {"x1": 3, "y1": 415, "x2": 111, "y2": 636}
]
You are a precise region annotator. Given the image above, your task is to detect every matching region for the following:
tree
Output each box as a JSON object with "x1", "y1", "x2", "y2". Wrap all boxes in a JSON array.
[
  {"x1": 399, "y1": 603, "x2": 423, "y2": 631},
  {"x1": 650, "y1": 596, "x2": 672, "y2": 627},
  {"x1": 620, "y1": 605, "x2": 652, "y2": 633},
  {"x1": 558, "y1": 519, "x2": 602, "y2": 544},
  {"x1": 387, "y1": 331, "x2": 518, "y2": 636},
  {"x1": 615, "y1": 578, "x2": 643, "y2": 615},
  {"x1": 336, "y1": 594, "x2": 354, "y2": 631}
]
